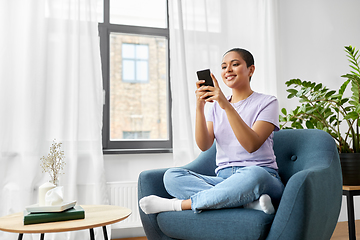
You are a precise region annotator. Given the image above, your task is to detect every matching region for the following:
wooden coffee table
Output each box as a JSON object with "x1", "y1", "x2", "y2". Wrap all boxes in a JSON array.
[{"x1": 0, "y1": 205, "x2": 131, "y2": 240}]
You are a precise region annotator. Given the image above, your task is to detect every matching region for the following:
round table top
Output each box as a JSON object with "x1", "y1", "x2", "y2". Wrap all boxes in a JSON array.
[
  {"x1": 0, "y1": 205, "x2": 131, "y2": 234},
  {"x1": 343, "y1": 185, "x2": 360, "y2": 191}
]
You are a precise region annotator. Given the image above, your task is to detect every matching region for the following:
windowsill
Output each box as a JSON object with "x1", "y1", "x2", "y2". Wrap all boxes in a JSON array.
[{"x1": 103, "y1": 148, "x2": 173, "y2": 155}]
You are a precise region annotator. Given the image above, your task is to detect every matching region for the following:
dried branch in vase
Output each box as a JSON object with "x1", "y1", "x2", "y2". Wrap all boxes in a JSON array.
[{"x1": 40, "y1": 139, "x2": 66, "y2": 185}]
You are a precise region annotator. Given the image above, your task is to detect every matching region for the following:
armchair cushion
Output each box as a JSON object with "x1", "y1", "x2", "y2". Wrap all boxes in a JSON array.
[{"x1": 158, "y1": 208, "x2": 274, "y2": 240}]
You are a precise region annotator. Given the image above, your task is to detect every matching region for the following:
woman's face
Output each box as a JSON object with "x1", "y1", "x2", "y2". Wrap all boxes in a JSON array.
[{"x1": 221, "y1": 51, "x2": 254, "y2": 89}]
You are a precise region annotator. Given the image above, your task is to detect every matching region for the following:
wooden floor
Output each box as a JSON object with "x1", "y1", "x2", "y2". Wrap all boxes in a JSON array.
[
  {"x1": 331, "y1": 220, "x2": 360, "y2": 240},
  {"x1": 113, "y1": 220, "x2": 360, "y2": 240}
]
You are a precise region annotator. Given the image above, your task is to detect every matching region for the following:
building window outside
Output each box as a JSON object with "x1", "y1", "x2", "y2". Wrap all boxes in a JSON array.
[
  {"x1": 110, "y1": 34, "x2": 168, "y2": 141},
  {"x1": 123, "y1": 131, "x2": 150, "y2": 139},
  {"x1": 122, "y1": 43, "x2": 149, "y2": 83},
  {"x1": 99, "y1": 0, "x2": 171, "y2": 153}
]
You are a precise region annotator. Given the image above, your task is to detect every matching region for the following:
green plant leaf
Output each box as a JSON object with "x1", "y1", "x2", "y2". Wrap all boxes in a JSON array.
[
  {"x1": 317, "y1": 121, "x2": 324, "y2": 129},
  {"x1": 339, "y1": 79, "x2": 350, "y2": 95},
  {"x1": 292, "y1": 122, "x2": 303, "y2": 129},
  {"x1": 323, "y1": 109, "x2": 333, "y2": 119},
  {"x1": 306, "y1": 120, "x2": 314, "y2": 129},
  {"x1": 279, "y1": 115, "x2": 286, "y2": 122},
  {"x1": 325, "y1": 90, "x2": 336, "y2": 98},
  {"x1": 314, "y1": 83, "x2": 322, "y2": 91},
  {"x1": 299, "y1": 105, "x2": 306, "y2": 113},
  {"x1": 287, "y1": 93, "x2": 296, "y2": 99},
  {"x1": 330, "y1": 93, "x2": 342, "y2": 100},
  {"x1": 349, "y1": 100, "x2": 359, "y2": 106},
  {"x1": 286, "y1": 89, "x2": 298, "y2": 95},
  {"x1": 329, "y1": 115, "x2": 337, "y2": 124},
  {"x1": 345, "y1": 111, "x2": 359, "y2": 120},
  {"x1": 286, "y1": 115, "x2": 292, "y2": 122},
  {"x1": 340, "y1": 98, "x2": 349, "y2": 105},
  {"x1": 286, "y1": 79, "x2": 301, "y2": 87},
  {"x1": 305, "y1": 107, "x2": 316, "y2": 114}
]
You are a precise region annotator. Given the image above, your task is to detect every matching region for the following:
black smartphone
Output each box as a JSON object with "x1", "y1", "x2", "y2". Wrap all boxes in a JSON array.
[{"x1": 196, "y1": 69, "x2": 214, "y2": 87}]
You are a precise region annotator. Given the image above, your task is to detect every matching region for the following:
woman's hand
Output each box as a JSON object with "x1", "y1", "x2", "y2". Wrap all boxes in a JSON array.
[
  {"x1": 195, "y1": 80, "x2": 208, "y2": 108},
  {"x1": 195, "y1": 76, "x2": 216, "y2": 151},
  {"x1": 197, "y1": 73, "x2": 230, "y2": 110}
]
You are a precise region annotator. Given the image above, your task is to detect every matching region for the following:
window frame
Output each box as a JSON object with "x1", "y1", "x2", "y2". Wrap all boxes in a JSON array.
[{"x1": 99, "y1": 0, "x2": 172, "y2": 154}]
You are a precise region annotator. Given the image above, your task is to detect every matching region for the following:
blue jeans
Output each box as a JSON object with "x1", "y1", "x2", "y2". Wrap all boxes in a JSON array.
[{"x1": 163, "y1": 166, "x2": 284, "y2": 213}]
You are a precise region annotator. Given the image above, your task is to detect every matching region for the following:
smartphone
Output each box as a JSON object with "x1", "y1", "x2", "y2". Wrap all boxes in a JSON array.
[{"x1": 196, "y1": 69, "x2": 214, "y2": 87}]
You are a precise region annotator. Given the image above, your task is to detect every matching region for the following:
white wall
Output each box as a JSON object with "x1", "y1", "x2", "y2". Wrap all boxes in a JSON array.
[
  {"x1": 104, "y1": 153, "x2": 173, "y2": 183},
  {"x1": 104, "y1": 153, "x2": 173, "y2": 238},
  {"x1": 105, "y1": 0, "x2": 360, "y2": 237},
  {"x1": 277, "y1": 0, "x2": 360, "y2": 110}
]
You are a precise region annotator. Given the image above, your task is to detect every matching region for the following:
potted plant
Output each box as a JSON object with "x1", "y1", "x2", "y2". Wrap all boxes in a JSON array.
[{"x1": 279, "y1": 45, "x2": 360, "y2": 185}]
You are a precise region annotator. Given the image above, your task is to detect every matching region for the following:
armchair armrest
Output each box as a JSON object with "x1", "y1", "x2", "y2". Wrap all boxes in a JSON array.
[
  {"x1": 138, "y1": 144, "x2": 217, "y2": 240},
  {"x1": 138, "y1": 168, "x2": 171, "y2": 199},
  {"x1": 266, "y1": 150, "x2": 342, "y2": 240},
  {"x1": 138, "y1": 168, "x2": 173, "y2": 240}
]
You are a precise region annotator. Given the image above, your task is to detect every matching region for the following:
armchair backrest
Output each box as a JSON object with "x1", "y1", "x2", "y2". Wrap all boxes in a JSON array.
[
  {"x1": 273, "y1": 129, "x2": 339, "y2": 184},
  {"x1": 188, "y1": 129, "x2": 340, "y2": 185},
  {"x1": 182, "y1": 141, "x2": 217, "y2": 176}
]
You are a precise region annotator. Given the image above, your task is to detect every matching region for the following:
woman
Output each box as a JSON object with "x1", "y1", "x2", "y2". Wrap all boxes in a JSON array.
[{"x1": 140, "y1": 48, "x2": 284, "y2": 214}]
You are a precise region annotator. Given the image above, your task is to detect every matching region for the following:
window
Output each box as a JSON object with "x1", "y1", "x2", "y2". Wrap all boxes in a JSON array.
[
  {"x1": 99, "y1": 0, "x2": 171, "y2": 153},
  {"x1": 123, "y1": 131, "x2": 150, "y2": 139},
  {"x1": 122, "y1": 43, "x2": 149, "y2": 83}
]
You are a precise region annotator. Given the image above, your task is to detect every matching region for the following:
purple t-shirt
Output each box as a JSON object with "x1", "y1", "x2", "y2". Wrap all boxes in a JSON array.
[{"x1": 206, "y1": 92, "x2": 279, "y2": 173}]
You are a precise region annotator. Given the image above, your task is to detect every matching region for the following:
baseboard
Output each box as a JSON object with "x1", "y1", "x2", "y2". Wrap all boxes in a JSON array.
[{"x1": 111, "y1": 227, "x2": 145, "y2": 239}]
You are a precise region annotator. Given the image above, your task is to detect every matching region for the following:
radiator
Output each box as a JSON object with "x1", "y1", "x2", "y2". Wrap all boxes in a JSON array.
[{"x1": 106, "y1": 181, "x2": 142, "y2": 228}]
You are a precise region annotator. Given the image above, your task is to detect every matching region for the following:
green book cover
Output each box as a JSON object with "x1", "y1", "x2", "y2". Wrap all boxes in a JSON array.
[{"x1": 23, "y1": 205, "x2": 85, "y2": 225}]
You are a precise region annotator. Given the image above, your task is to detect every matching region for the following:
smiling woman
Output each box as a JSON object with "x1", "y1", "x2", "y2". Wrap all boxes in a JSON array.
[{"x1": 140, "y1": 48, "x2": 283, "y2": 219}]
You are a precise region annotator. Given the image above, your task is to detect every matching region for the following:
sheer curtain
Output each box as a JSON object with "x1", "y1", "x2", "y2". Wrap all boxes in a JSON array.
[
  {"x1": 0, "y1": 0, "x2": 108, "y2": 239},
  {"x1": 169, "y1": 0, "x2": 279, "y2": 166}
]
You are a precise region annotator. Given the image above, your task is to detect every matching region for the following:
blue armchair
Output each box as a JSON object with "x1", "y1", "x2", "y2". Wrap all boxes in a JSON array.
[{"x1": 138, "y1": 129, "x2": 343, "y2": 240}]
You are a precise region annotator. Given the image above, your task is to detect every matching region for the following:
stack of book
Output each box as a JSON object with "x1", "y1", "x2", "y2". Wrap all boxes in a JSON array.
[{"x1": 23, "y1": 201, "x2": 85, "y2": 225}]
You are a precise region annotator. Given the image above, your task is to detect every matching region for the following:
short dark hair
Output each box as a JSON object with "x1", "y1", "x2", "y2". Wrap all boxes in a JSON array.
[{"x1": 223, "y1": 48, "x2": 254, "y2": 68}]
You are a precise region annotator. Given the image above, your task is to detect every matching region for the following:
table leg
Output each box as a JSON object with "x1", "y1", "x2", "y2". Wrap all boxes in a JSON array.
[
  {"x1": 345, "y1": 190, "x2": 356, "y2": 240},
  {"x1": 103, "y1": 226, "x2": 108, "y2": 240},
  {"x1": 18, "y1": 234, "x2": 23, "y2": 240},
  {"x1": 89, "y1": 228, "x2": 95, "y2": 240},
  {"x1": 40, "y1": 233, "x2": 45, "y2": 240}
]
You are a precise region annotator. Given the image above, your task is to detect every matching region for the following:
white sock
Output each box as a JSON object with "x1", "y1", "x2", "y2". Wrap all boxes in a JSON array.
[
  {"x1": 244, "y1": 194, "x2": 275, "y2": 214},
  {"x1": 139, "y1": 195, "x2": 183, "y2": 214}
]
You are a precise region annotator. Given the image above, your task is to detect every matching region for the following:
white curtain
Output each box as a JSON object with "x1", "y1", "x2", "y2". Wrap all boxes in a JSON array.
[
  {"x1": 0, "y1": 0, "x2": 108, "y2": 239},
  {"x1": 169, "y1": 0, "x2": 279, "y2": 166}
]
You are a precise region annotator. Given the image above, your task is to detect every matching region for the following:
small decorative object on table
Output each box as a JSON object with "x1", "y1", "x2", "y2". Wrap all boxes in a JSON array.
[
  {"x1": 40, "y1": 139, "x2": 66, "y2": 186},
  {"x1": 23, "y1": 140, "x2": 80, "y2": 225},
  {"x1": 37, "y1": 139, "x2": 67, "y2": 207},
  {"x1": 23, "y1": 205, "x2": 84, "y2": 225}
]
